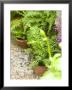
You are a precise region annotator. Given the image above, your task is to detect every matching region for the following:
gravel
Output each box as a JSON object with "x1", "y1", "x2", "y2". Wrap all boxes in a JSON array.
[{"x1": 10, "y1": 41, "x2": 39, "y2": 80}]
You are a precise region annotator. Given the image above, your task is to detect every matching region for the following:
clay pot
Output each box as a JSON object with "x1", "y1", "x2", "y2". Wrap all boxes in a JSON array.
[
  {"x1": 34, "y1": 66, "x2": 47, "y2": 76},
  {"x1": 16, "y1": 38, "x2": 28, "y2": 48}
]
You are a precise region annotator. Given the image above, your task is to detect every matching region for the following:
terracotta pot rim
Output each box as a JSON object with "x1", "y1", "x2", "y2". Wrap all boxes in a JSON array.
[
  {"x1": 16, "y1": 37, "x2": 26, "y2": 40},
  {"x1": 16, "y1": 38, "x2": 27, "y2": 42},
  {"x1": 34, "y1": 65, "x2": 47, "y2": 69},
  {"x1": 35, "y1": 64, "x2": 46, "y2": 67},
  {"x1": 16, "y1": 38, "x2": 28, "y2": 48}
]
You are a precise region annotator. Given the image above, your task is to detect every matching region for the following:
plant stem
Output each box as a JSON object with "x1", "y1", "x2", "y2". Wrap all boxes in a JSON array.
[{"x1": 47, "y1": 37, "x2": 51, "y2": 58}]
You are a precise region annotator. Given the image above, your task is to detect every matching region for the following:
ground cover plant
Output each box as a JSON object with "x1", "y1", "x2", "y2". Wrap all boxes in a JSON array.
[{"x1": 10, "y1": 10, "x2": 61, "y2": 79}]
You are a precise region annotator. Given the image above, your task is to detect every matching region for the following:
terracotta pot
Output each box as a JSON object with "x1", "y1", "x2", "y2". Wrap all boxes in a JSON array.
[
  {"x1": 16, "y1": 38, "x2": 28, "y2": 48},
  {"x1": 34, "y1": 66, "x2": 47, "y2": 76}
]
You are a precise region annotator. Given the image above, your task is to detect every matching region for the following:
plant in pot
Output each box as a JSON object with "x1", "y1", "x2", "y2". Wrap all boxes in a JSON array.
[
  {"x1": 15, "y1": 30, "x2": 28, "y2": 48},
  {"x1": 26, "y1": 26, "x2": 51, "y2": 76},
  {"x1": 11, "y1": 18, "x2": 28, "y2": 48}
]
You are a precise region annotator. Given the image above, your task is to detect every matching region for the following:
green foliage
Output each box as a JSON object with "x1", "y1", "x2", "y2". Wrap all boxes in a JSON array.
[
  {"x1": 22, "y1": 11, "x2": 56, "y2": 35},
  {"x1": 26, "y1": 26, "x2": 52, "y2": 68},
  {"x1": 40, "y1": 53, "x2": 61, "y2": 79},
  {"x1": 49, "y1": 35, "x2": 61, "y2": 56},
  {"x1": 11, "y1": 16, "x2": 27, "y2": 39},
  {"x1": 11, "y1": 10, "x2": 61, "y2": 79},
  {"x1": 11, "y1": 11, "x2": 24, "y2": 20},
  {"x1": 11, "y1": 10, "x2": 57, "y2": 39}
]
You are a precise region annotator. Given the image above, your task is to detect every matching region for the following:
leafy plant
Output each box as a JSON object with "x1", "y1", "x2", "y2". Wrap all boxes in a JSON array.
[
  {"x1": 40, "y1": 53, "x2": 61, "y2": 79},
  {"x1": 11, "y1": 17, "x2": 27, "y2": 40},
  {"x1": 26, "y1": 26, "x2": 51, "y2": 68}
]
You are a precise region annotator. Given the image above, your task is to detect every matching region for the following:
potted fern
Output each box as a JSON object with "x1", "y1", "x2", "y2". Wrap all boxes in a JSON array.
[
  {"x1": 27, "y1": 26, "x2": 61, "y2": 76},
  {"x1": 11, "y1": 18, "x2": 28, "y2": 48},
  {"x1": 15, "y1": 31, "x2": 28, "y2": 48},
  {"x1": 26, "y1": 26, "x2": 51, "y2": 76},
  {"x1": 11, "y1": 11, "x2": 29, "y2": 48}
]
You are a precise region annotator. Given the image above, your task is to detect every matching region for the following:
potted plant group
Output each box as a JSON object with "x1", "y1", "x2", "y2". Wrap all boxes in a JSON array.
[{"x1": 11, "y1": 10, "x2": 61, "y2": 78}]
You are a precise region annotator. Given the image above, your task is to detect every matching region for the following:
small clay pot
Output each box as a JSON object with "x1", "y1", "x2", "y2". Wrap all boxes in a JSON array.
[
  {"x1": 16, "y1": 38, "x2": 28, "y2": 48},
  {"x1": 34, "y1": 66, "x2": 47, "y2": 76}
]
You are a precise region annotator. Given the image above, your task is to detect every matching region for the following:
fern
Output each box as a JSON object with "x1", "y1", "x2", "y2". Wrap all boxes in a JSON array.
[{"x1": 26, "y1": 26, "x2": 52, "y2": 68}]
